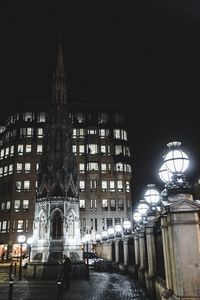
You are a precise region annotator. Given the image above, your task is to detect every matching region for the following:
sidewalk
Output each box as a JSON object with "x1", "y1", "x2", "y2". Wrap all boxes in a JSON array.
[{"x1": 0, "y1": 270, "x2": 151, "y2": 300}]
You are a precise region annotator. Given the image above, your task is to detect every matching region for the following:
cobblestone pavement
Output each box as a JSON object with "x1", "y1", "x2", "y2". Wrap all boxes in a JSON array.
[{"x1": 0, "y1": 270, "x2": 151, "y2": 300}]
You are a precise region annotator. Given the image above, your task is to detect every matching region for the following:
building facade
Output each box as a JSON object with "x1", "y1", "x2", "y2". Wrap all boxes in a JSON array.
[{"x1": 0, "y1": 40, "x2": 133, "y2": 260}]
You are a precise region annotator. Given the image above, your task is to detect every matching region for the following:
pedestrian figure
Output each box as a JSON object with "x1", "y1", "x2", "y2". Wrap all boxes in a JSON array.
[
  {"x1": 1, "y1": 251, "x2": 5, "y2": 263},
  {"x1": 63, "y1": 255, "x2": 72, "y2": 290}
]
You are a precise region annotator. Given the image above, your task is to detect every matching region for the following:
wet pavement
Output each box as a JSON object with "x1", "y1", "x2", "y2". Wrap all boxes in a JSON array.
[{"x1": 0, "y1": 267, "x2": 151, "y2": 300}]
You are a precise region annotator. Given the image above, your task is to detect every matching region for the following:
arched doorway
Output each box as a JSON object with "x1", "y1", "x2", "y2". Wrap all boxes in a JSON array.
[{"x1": 52, "y1": 211, "x2": 63, "y2": 239}]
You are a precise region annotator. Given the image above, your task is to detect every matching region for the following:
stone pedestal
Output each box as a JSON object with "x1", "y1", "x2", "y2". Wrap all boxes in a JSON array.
[{"x1": 161, "y1": 193, "x2": 200, "y2": 299}]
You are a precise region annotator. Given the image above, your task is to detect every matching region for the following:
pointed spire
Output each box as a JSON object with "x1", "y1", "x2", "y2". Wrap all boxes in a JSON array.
[
  {"x1": 52, "y1": 33, "x2": 67, "y2": 108},
  {"x1": 56, "y1": 33, "x2": 64, "y2": 76}
]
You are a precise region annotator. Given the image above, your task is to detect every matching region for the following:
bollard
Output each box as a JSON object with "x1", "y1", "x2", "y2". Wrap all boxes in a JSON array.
[
  {"x1": 9, "y1": 263, "x2": 13, "y2": 281},
  {"x1": 14, "y1": 263, "x2": 17, "y2": 277},
  {"x1": 8, "y1": 279, "x2": 13, "y2": 300},
  {"x1": 33, "y1": 265, "x2": 36, "y2": 281},
  {"x1": 57, "y1": 281, "x2": 62, "y2": 300}
]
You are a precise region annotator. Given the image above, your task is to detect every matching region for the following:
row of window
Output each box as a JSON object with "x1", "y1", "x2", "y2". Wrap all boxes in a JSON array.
[
  {"x1": 72, "y1": 128, "x2": 127, "y2": 140},
  {"x1": 72, "y1": 144, "x2": 130, "y2": 157},
  {"x1": 79, "y1": 180, "x2": 130, "y2": 193},
  {"x1": 79, "y1": 162, "x2": 131, "y2": 173},
  {"x1": 4, "y1": 112, "x2": 123, "y2": 128},
  {"x1": 0, "y1": 144, "x2": 43, "y2": 159},
  {"x1": 0, "y1": 162, "x2": 39, "y2": 177},
  {"x1": 81, "y1": 217, "x2": 124, "y2": 233},
  {"x1": 0, "y1": 219, "x2": 29, "y2": 233},
  {"x1": 79, "y1": 198, "x2": 131, "y2": 211},
  {"x1": 0, "y1": 200, "x2": 29, "y2": 212}
]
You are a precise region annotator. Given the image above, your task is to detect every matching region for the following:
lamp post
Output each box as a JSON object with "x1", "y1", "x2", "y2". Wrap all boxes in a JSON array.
[
  {"x1": 27, "y1": 237, "x2": 33, "y2": 262},
  {"x1": 84, "y1": 233, "x2": 91, "y2": 279},
  {"x1": 18, "y1": 235, "x2": 26, "y2": 280},
  {"x1": 123, "y1": 219, "x2": 131, "y2": 236},
  {"x1": 161, "y1": 141, "x2": 191, "y2": 194}
]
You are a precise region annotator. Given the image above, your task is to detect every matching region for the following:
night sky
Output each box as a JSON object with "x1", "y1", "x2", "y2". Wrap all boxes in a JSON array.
[{"x1": 0, "y1": 2, "x2": 199, "y2": 203}]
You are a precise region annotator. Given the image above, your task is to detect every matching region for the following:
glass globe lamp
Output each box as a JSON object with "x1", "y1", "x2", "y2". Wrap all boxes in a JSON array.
[
  {"x1": 159, "y1": 162, "x2": 173, "y2": 183},
  {"x1": 107, "y1": 227, "x2": 115, "y2": 239},
  {"x1": 137, "y1": 200, "x2": 149, "y2": 215},
  {"x1": 115, "y1": 224, "x2": 122, "y2": 238},
  {"x1": 164, "y1": 141, "x2": 189, "y2": 174},
  {"x1": 95, "y1": 233, "x2": 101, "y2": 243},
  {"x1": 101, "y1": 230, "x2": 108, "y2": 241},
  {"x1": 133, "y1": 211, "x2": 142, "y2": 223},
  {"x1": 144, "y1": 184, "x2": 160, "y2": 205}
]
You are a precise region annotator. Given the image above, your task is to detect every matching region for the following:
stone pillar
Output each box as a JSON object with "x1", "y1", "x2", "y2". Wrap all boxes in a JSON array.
[
  {"x1": 162, "y1": 193, "x2": 200, "y2": 299},
  {"x1": 138, "y1": 228, "x2": 146, "y2": 285},
  {"x1": 123, "y1": 238, "x2": 128, "y2": 267},
  {"x1": 115, "y1": 239, "x2": 120, "y2": 263},
  {"x1": 106, "y1": 240, "x2": 112, "y2": 260},
  {"x1": 134, "y1": 233, "x2": 140, "y2": 267},
  {"x1": 145, "y1": 222, "x2": 156, "y2": 294}
]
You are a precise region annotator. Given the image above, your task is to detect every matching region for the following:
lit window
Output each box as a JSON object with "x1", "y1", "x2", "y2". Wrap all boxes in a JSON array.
[
  {"x1": 22, "y1": 200, "x2": 29, "y2": 211},
  {"x1": 87, "y1": 144, "x2": 98, "y2": 154},
  {"x1": 17, "y1": 220, "x2": 23, "y2": 232},
  {"x1": 6, "y1": 201, "x2": 11, "y2": 210},
  {"x1": 9, "y1": 164, "x2": 13, "y2": 175},
  {"x1": 100, "y1": 145, "x2": 106, "y2": 155},
  {"x1": 101, "y1": 181, "x2": 107, "y2": 192},
  {"x1": 25, "y1": 163, "x2": 31, "y2": 173},
  {"x1": 88, "y1": 129, "x2": 96, "y2": 135},
  {"x1": 25, "y1": 144, "x2": 32, "y2": 153},
  {"x1": 27, "y1": 128, "x2": 33, "y2": 137},
  {"x1": 90, "y1": 180, "x2": 97, "y2": 191},
  {"x1": 117, "y1": 180, "x2": 123, "y2": 191},
  {"x1": 72, "y1": 145, "x2": 77, "y2": 155},
  {"x1": 79, "y1": 145, "x2": 85, "y2": 154},
  {"x1": 109, "y1": 181, "x2": 115, "y2": 192},
  {"x1": 2, "y1": 221, "x2": 7, "y2": 233},
  {"x1": 126, "y1": 181, "x2": 130, "y2": 192},
  {"x1": 37, "y1": 128, "x2": 43, "y2": 138},
  {"x1": 18, "y1": 144, "x2": 24, "y2": 155},
  {"x1": 16, "y1": 181, "x2": 22, "y2": 192},
  {"x1": 125, "y1": 146, "x2": 130, "y2": 157},
  {"x1": 14, "y1": 200, "x2": 21, "y2": 212},
  {"x1": 79, "y1": 163, "x2": 85, "y2": 174},
  {"x1": 72, "y1": 129, "x2": 77, "y2": 138},
  {"x1": 37, "y1": 145, "x2": 43, "y2": 154},
  {"x1": 87, "y1": 162, "x2": 98, "y2": 171},
  {"x1": 17, "y1": 163, "x2": 23, "y2": 173},
  {"x1": 115, "y1": 145, "x2": 123, "y2": 155},
  {"x1": 5, "y1": 147, "x2": 9, "y2": 158},
  {"x1": 0, "y1": 167, "x2": 3, "y2": 177},
  {"x1": 101, "y1": 163, "x2": 107, "y2": 173},
  {"x1": 116, "y1": 162, "x2": 123, "y2": 171},
  {"x1": 113, "y1": 129, "x2": 121, "y2": 139},
  {"x1": 79, "y1": 181, "x2": 85, "y2": 192},
  {"x1": 0, "y1": 149, "x2": 4, "y2": 159},
  {"x1": 126, "y1": 164, "x2": 132, "y2": 172},
  {"x1": 80, "y1": 199, "x2": 86, "y2": 210},
  {"x1": 102, "y1": 199, "x2": 108, "y2": 211},
  {"x1": 10, "y1": 145, "x2": 14, "y2": 156},
  {"x1": 3, "y1": 166, "x2": 8, "y2": 176},
  {"x1": 37, "y1": 112, "x2": 45, "y2": 122},
  {"x1": 23, "y1": 112, "x2": 34, "y2": 121},
  {"x1": 77, "y1": 113, "x2": 84, "y2": 123},
  {"x1": 1, "y1": 202, "x2": 5, "y2": 210},
  {"x1": 36, "y1": 163, "x2": 39, "y2": 172},
  {"x1": 24, "y1": 181, "x2": 30, "y2": 192}
]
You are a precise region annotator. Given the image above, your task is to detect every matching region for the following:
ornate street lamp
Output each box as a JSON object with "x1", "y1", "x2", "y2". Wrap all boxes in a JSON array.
[
  {"x1": 95, "y1": 233, "x2": 101, "y2": 243},
  {"x1": 115, "y1": 224, "x2": 122, "y2": 238},
  {"x1": 107, "y1": 227, "x2": 115, "y2": 239},
  {"x1": 144, "y1": 184, "x2": 160, "y2": 207},
  {"x1": 159, "y1": 162, "x2": 173, "y2": 183},
  {"x1": 101, "y1": 230, "x2": 108, "y2": 241},
  {"x1": 123, "y1": 219, "x2": 131, "y2": 235},
  {"x1": 18, "y1": 234, "x2": 26, "y2": 280},
  {"x1": 162, "y1": 141, "x2": 192, "y2": 194},
  {"x1": 133, "y1": 210, "x2": 142, "y2": 223},
  {"x1": 137, "y1": 200, "x2": 149, "y2": 215}
]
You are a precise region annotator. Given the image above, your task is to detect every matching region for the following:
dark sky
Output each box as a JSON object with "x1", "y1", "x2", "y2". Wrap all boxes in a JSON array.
[{"x1": 0, "y1": 1, "x2": 199, "y2": 202}]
